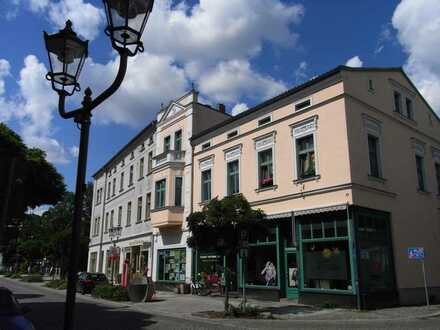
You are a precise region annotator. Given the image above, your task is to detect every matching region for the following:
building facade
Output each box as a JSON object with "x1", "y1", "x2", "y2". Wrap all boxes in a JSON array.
[
  {"x1": 88, "y1": 66, "x2": 440, "y2": 308},
  {"x1": 191, "y1": 67, "x2": 440, "y2": 308}
]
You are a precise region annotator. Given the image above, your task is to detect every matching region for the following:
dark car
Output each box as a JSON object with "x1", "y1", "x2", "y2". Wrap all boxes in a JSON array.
[
  {"x1": 76, "y1": 272, "x2": 108, "y2": 294},
  {"x1": 0, "y1": 287, "x2": 35, "y2": 330}
]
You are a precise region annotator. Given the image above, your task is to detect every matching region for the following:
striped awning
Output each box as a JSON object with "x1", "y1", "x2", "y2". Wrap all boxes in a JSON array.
[
  {"x1": 294, "y1": 203, "x2": 348, "y2": 216},
  {"x1": 265, "y1": 211, "x2": 292, "y2": 220}
]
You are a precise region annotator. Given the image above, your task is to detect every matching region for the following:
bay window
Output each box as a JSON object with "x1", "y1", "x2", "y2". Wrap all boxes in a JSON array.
[{"x1": 155, "y1": 179, "x2": 166, "y2": 209}]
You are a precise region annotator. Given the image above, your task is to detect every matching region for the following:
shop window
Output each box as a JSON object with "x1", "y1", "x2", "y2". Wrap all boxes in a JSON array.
[
  {"x1": 301, "y1": 217, "x2": 348, "y2": 240},
  {"x1": 357, "y1": 211, "x2": 395, "y2": 292},
  {"x1": 303, "y1": 240, "x2": 352, "y2": 291},
  {"x1": 157, "y1": 249, "x2": 186, "y2": 282},
  {"x1": 249, "y1": 226, "x2": 276, "y2": 243},
  {"x1": 245, "y1": 245, "x2": 278, "y2": 287}
]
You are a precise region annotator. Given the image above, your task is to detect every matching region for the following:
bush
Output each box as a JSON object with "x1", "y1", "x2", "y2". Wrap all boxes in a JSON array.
[
  {"x1": 21, "y1": 275, "x2": 43, "y2": 282},
  {"x1": 45, "y1": 279, "x2": 68, "y2": 290},
  {"x1": 10, "y1": 273, "x2": 22, "y2": 279},
  {"x1": 92, "y1": 284, "x2": 129, "y2": 302}
]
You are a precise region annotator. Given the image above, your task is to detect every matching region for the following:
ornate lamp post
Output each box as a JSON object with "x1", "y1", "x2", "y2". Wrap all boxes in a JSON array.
[
  {"x1": 42, "y1": 2, "x2": 154, "y2": 329},
  {"x1": 109, "y1": 225, "x2": 122, "y2": 284}
]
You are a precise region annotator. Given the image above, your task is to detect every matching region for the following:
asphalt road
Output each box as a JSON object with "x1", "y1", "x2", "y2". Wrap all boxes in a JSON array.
[{"x1": 1, "y1": 277, "x2": 439, "y2": 330}]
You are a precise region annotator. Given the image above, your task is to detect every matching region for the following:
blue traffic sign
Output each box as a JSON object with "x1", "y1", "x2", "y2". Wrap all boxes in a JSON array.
[{"x1": 408, "y1": 247, "x2": 425, "y2": 260}]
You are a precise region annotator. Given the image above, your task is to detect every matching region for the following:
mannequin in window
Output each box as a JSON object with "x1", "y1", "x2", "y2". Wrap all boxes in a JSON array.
[{"x1": 261, "y1": 261, "x2": 276, "y2": 286}]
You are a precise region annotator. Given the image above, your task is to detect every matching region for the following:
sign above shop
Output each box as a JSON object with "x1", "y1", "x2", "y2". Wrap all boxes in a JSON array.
[{"x1": 408, "y1": 247, "x2": 424, "y2": 260}]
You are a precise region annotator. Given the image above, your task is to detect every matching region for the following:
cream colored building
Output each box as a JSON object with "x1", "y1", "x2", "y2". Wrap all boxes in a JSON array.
[{"x1": 191, "y1": 66, "x2": 440, "y2": 308}]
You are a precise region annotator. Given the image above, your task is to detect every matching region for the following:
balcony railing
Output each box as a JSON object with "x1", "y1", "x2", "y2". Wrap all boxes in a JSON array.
[{"x1": 153, "y1": 150, "x2": 185, "y2": 167}]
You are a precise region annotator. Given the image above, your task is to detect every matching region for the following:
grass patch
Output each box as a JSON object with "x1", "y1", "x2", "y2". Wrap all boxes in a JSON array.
[{"x1": 91, "y1": 284, "x2": 129, "y2": 302}]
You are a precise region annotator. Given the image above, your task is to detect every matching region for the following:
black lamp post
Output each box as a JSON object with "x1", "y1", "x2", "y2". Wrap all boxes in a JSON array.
[{"x1": 42, "y1": 2, "x2": 154, "y2": 329}]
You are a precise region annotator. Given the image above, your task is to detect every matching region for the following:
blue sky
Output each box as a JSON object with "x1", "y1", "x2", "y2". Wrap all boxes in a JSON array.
[{"x1": 1, "y1": 0, "x2": 439, "y2": 192}]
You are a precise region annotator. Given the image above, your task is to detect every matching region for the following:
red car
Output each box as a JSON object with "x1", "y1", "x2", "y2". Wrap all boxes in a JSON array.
[{"x1": 76, "y1": 272, "x2": 108, "y2": 294}]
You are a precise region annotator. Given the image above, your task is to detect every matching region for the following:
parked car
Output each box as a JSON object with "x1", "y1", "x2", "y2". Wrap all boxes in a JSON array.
[
  {"x1": 0, "y1": 287, "x2": 35, "y2": 330},
  {"x1": 76, "y1": 272, "x2": 108, "y2": 294}
]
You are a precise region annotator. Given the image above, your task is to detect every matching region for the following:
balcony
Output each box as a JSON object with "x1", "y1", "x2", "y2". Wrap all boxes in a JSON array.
[
  {"x1": 150, "y1": 206, "x2": 184, "y2": 228},
  {"x1": 153, "y1": 150, "x2": 185, "y2": 168}
]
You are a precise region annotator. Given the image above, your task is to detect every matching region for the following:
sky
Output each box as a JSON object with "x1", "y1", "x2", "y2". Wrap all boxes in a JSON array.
[{"x1": 0, "y1": 0, "x2": 439, "y2": 192}]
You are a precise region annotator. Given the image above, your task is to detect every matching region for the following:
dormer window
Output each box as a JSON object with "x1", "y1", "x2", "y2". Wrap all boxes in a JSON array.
[
  {"x1": 295, "y1": 98, "x2": 312, "y2": 112},
  {"x1": 227, "y1": 130, "x2": 238, "y2": 139},
  {"x1": 258, "y1": 115, "x2": 272, "y2": 127}
]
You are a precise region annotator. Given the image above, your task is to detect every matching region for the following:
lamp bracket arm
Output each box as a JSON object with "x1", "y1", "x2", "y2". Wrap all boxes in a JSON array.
[
  {"x1": 57, "y1": 92, "x2": 83, "y2": 119},
  {"x1": 88, "y1": 49, "x2": 129, "y2": 111}
]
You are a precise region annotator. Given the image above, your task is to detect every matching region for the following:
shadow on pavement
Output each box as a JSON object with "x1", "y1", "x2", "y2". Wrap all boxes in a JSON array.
[
  {"x1": 15, "y1": 293, "x2": 45, "y2": 299},
  {"x1": 26, "y1": 301, "x2": 157, "y2": 330}
]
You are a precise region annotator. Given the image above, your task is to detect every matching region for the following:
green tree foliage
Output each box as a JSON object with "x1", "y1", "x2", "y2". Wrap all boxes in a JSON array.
[{"x1": 187, "y1": 194, "x2": 265, "y2": 312}]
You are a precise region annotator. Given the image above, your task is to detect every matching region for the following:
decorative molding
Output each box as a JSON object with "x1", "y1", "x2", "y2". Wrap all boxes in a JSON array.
[
  {"x1": 224, "y1": 145, "x2": 242, "y2": 161},
  {"x1": 388, "y1": 78, "x2": 416, "y2": 97},
  {"x1": 199, "y1": 156, "x2": 214, "y2": 171},
  {"x1": 362, "y1": 114, "x2": 382, "y2": 136},
  {"x1": 290, "y1": 116, "x2": 317, "y2": 137},
  {"x1": 411, "y1": 138, "x2": 426, "y2": 156},
  {"x1": 254, "y1": 131, "x2": 276, "y2": 151}
]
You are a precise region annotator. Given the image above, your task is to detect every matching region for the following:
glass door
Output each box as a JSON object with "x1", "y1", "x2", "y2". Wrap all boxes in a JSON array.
[{"x1": 285, "y1": 250, "x2": 299, "y2": 299}]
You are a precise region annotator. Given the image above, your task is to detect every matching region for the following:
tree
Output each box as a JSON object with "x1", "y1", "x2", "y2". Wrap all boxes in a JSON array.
[
  {"x1": 0, "y1": 124, "x2": 65, "y2": 267},
  {"x1": 187, "y1": 194, "x2": 266, "y2": 313}
]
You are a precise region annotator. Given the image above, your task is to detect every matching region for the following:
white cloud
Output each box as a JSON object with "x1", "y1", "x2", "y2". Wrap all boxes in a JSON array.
[
  {"x1": 392, "y1": 0, "x2": 440, "y2": 113},
  {"x1": 374, "y1": 23, "x2": 393, "y2": 55},
  {"x1": 0, "y1": 59, "x2": 11, "y2": 95},
  {"x1": 69, "y1": 145, "x2": 79, "y2": 158},
  {"x1": 231, "y1": 103, "x2": 248, "y2": 116},
  {"x1": 294, "y1": 61, "x2": 308, "y2": 83},
  {"x1": 197, "y1": 59, "x2": 286, "y2": 104},
  {"x1": 345, "y1": 56, "x2": 363, "y2": 68},
  {"x1": 29, "y1": 0, "x2": 104, "y2": 40}
]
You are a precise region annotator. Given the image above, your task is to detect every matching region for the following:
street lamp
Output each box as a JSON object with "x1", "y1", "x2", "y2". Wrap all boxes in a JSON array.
[
  {"x1": 42, "y1": 2, "x2": 154, "y2": 330},
  {"x1": 109, "y1": 226, "x2": 122, "y2": 285}
]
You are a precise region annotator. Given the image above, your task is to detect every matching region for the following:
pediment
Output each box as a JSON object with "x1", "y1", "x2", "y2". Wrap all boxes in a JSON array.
[{"x1": 159, "y1": 102, "x2": 185, "y2": 123}]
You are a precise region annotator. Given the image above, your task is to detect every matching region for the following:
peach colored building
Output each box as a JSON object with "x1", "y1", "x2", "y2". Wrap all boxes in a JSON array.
[{"x1": 191, "y1": 66, "x2": 440, "y2": 308}]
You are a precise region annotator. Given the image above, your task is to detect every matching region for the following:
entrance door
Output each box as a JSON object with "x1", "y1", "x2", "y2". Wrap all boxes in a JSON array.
[{"x1": 285, "y1": 250, "x2": 299, "y2": 299}]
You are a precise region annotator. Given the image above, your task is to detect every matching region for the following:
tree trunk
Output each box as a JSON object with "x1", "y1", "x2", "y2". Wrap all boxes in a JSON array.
[{"x1": 224, "y1": 267, "x2": 230, "y2": 313}]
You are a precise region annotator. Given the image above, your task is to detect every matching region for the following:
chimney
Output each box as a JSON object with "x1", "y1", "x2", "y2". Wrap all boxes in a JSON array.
[{"x1": 218, "y1": 103, "x2": 226, "y2": 113}]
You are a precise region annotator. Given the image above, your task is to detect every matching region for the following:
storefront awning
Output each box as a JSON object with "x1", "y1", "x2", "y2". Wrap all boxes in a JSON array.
[
  {"x1": 265, "y1": 211, "x2": 292, "y2": 220},
  {"x1": 294, "y1": 203, "x2": 347, "y2": 216}
]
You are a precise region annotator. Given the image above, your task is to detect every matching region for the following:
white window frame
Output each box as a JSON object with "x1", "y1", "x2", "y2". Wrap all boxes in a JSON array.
[
  {"x1": 154, "y1": 178, "x2": 167, "y2": 209},
  {"x1": 291, "y1": 117, "x2": 319, "y2": 181},
  {"x1": 224, "y1": 145, "x2": 242, "y2": 196},
  {"x1": 201, "y1": 140, "x2": 212, "y2": 150},
  {"x1": 199, "y1": 156, "x2": 214, "y2": 202},
  {"x1": 363, "y1": 114, "x2": 384, "y2": 179},
  {"x1": 226, "y1": 129, "x2": 239, "y2": 140},
  {"x1": 137, "y1": 195, "x2": 143, "y2": 223},
  {"x1": 293, "y1": 97, "x2": 313, "y2": 112},
  {"x1": 173, "y1": 176, "x2": 184, "y2": 207},
  {"x1": 254, "y1": 132, "x2": 276, "y2": 189},
  {"x1": 257, "y1": 114, "x2": 272, "y2": 127}
]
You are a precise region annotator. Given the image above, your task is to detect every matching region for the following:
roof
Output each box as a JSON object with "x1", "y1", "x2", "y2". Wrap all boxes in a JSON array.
[
  {"x1": 92, "y1": 120, "x2": 156, "y2": 178},
  {"x1": 191, "y1": 65, "x2": 439, "y2": 142}
]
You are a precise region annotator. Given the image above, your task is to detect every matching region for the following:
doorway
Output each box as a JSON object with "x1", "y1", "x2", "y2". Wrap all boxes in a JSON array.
[{"x1": 285, "y1": 249, "x2": 299, "y2": 299}]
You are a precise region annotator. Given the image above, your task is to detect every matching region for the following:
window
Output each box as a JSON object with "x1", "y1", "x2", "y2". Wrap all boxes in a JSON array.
[
  {"x1": 139, "y1": 157, "x2": 144, "y2": 178},
  {"x1": 110, "y1": 210, "x2": 114, "y2": 228},
  {"x1": 157, "y1": 248, "x2": 186, "y2": 281},
  {"x1": 145, "y1": 193, "x2": 151, "y2": 220},
  {"x1": 120, "y1": 172, "x2": 124, "y2": 191},
  {"x1": 137, "y1": 197, "x2": 142, "y2": 223},
  {"x1": 164, "y1": 136, "x2": 171, "y2": 152},
  {"x1": 368, "y1": 135, "x2": 381, "y2": 178},
  {"x1": 258, "y1": 149, "x2": 273, "y2": 188},
  {"x1": 393, "y1": 91, "x2": 402, "y2": 113},
  {"x1": 129, "y1": 165, "x2": 134, "y2": 186},
  {"x1": 258, "y1": 115, "x2": 272, "y2": 127},
  {"x1": 201, "y1": 142, "x2": 211, "y2": 150},
  {"x1": 227, "y1": 130, "x2": 238, "y2": 139},
  {"x1": 227, "y1": 160, "x2": 240, "y2": 195},
  {"x1": 296, "y1": 135, "x2": 316, "y2": 179},
  {"x1": 104, "y1": 213, "x2": 109, "y2": 233},
  {"x1": 368, "y1": 79, "x2": 374, "y2": 91},
  {"x1": 406, "y1": 98, "x2": 413, "y2": 120},
  {"x1": 245, "y1": 245, "x2": 278, "y2": 287},
  {"x1": 435, "y1": 163, "x2": 440, "y2": 195},
  {"x1": 415, "y1": 155, "x2": 426, "y2": 191},
  {"x1": 126, "y1": 202, "x2": 132, "y2": 226},
  {"x1": 295, "y1": 99, "x2": 311, "y2": 112},
  {"x1": 147, "y1": 151, "x2": 153, "y2": 172},
  {"x1": 155, "y1": 179, "x2": 166, "y2": 209},
  {"x1": 130, "y1": 152, "x2": 134, "y2": 160},
  {"x1": 117, "y1": 206, "x2": 122, "y2": 227},
  {"x1": 107, "y1": 182, "x2": 111, "y2": 199},
  {"x1": 174, "y1": 177, "x2": 183, "y2": 207},
  {"x1": 201, "y1": 169, "x2": 212, "y2": 202},
  {"x1": 112, "y1": 178, "x2": 116, "y2": 196},
  {"x1": 174, "y1": 130, "x2": 182, "y2": 151}
]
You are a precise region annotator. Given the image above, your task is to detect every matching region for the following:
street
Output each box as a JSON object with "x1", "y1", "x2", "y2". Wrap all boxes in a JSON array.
[{"x1": 1, "y1": 277, "x2": 440, "y2": 330}]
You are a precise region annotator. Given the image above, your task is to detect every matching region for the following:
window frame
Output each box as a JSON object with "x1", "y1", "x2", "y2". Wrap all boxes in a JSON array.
[
  {"x1": 296, "y1": 134, "x2": 317, "y2": 180},
  {"x1": 201, "y1": 141, "x2": 211, "y2": 150},
  {"x1": 126, "y1": 202, "x2": 132, "y2": 227},
  {"x1": 120, "y1": 172, "x2": 124, "y2": 192},
  {"x1": 174, "y1": 129, "x2": 182, "y2": 152},
  {"x1": 117, "y1": 206, "x2": 122, "y2": 227},
  {"x1": 145, "y1": 193, "x2": 151, "y2": 220},
  {"x1": 164, "y1": 135, "x2": 171, "y2": 152},
  {"x1": 415, "y1": 154, "x2": 426, "y2": 192},
  {"x1": 226, "y1": 159, "x2": 240, "y2": 196},
  {"x1": 405, "y1": 97, "x2": 413, "y2": 120},
  {"x1": 155, "y1": 179, "x2": 167, "y2": 209},
  {"x1": 393, "y1": 90, "x2": 402, "y2": 114},
  {"x1": 129, "y1": 165, "x2": 134, "y2": 186},
  {"x1": 226, "y1": 129, "x2": 239, "y2": 139},
  {"x1": 139, "y1": 157, "x2": 144, "y2": 179},
  {"x1": 294, "y1": 98, "x2": 312, "y2": 112},
  {"x1": 137, "y1": 196, "x2": 143, "y2": 223},
  {"x1": 257, "y1": 114, "x2": 272, "y2": 127},
  {"x1": 201, "y1": 169, "x2": 212, "y2": 202},
  {"x1": 174, "y1": 176, "x2": 183, "y2": 207}
]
